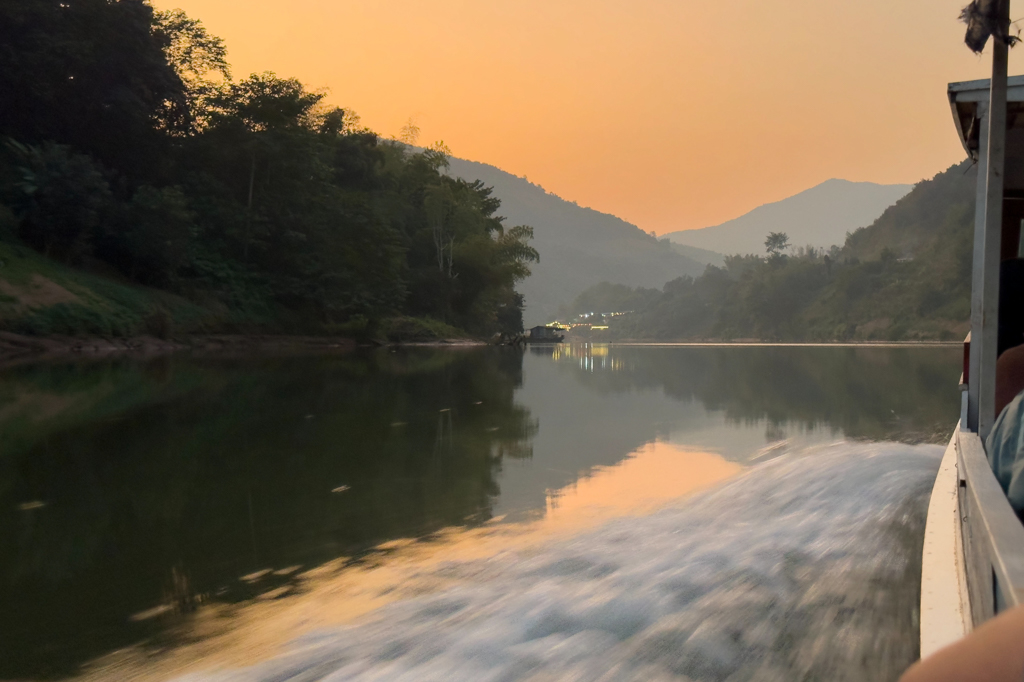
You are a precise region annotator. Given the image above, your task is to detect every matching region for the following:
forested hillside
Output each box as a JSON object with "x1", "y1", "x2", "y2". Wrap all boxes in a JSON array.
[
  {"x1": 567, "y1": 162, "x2": 975, "y2": 341},
  {"x1": 0, "y1": 1, "x2": 538, "y2": 340},
  {"x1": 444, "y1": 157, "x2": 707, "y2": 324}
]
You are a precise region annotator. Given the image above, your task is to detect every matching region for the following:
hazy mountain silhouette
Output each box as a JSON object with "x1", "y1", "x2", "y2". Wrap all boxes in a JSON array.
[
  {"x1": 669, "y1": 243, "x2": 726, "y2": 268},
  {"x1": 444, "y1": 157, "x2": 707, "y2": 325},
  {"x1": 663, "y1": 179, "x2": 913, "y2": 256}
]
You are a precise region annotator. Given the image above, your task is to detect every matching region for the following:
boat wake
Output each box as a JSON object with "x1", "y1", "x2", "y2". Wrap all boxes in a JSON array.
[{"x1": 183, "y1": 441, "x2": 941, "y2": 682}]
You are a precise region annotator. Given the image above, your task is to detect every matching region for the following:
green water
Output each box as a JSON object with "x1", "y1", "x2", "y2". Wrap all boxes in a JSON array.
[{"x1": 0, "y1": 344, "x2": 961, "y2": 679}]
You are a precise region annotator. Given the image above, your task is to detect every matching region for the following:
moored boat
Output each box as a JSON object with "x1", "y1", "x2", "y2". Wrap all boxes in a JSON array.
[{"x1": 525, "y1": 325, "x2": 565, "y2": 343}]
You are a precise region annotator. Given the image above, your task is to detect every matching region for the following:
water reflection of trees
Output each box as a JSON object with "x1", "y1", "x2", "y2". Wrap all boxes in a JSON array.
[
  {"x1": 538, "y1": 344, "x2": 960, "y2": 443},
  {"x1": 0, "y1": 348, "x2": 534, "y2": 679}
]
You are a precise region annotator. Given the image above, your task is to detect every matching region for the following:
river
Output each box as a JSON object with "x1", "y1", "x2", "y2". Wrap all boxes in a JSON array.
[{"x1": 0, "y1": 344, "x2": 960, "y2": 681}]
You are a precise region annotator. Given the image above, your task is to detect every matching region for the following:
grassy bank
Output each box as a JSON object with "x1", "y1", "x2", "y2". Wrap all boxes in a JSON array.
[
  {"x1": 0, "y1": 241, "x2": 215, "y2": 338},
  {"x1": 0, "y1": 240, "x2": 468, "y2": 348}
]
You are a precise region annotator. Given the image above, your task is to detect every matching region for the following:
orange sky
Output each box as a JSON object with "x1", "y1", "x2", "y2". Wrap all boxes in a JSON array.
[{"x1": 152, "y1": 0, "x2": 1024, "y2": 233}]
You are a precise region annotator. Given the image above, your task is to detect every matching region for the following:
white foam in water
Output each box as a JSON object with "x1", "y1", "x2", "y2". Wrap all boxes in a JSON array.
[{"x1": 182, "y1": 441, "x2": 941, "y2": 682}]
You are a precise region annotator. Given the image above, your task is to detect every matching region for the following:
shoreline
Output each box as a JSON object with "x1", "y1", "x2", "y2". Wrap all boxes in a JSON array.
[
  {"x1": 0, "y1": 331, "x2": 486, "y2": 367},
  {"x1": 0, "y1": 332, "x2": 960, "y2": 367}
]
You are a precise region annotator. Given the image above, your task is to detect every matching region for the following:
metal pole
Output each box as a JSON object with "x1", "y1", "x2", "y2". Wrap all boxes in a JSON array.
[
  {"x1": 978, "y1": 0, "x2": 1010, "y2": 439},
  {"x1": 969, "y1": 101, "x2": 990, "y2": 431}
]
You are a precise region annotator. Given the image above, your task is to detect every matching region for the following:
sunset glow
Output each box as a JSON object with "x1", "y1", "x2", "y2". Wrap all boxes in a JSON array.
[{"x1": 152, "y1": 0, "x2": 1022, "y2": 233}]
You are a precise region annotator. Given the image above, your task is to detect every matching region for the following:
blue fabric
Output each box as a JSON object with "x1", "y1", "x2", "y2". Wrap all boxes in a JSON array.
[{"x1": 984, "y1": 390, "x2": 1024, "y2": 514}]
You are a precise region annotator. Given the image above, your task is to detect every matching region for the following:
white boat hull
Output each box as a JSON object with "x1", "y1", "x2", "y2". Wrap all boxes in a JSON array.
[{"x1": 919, "y1": 426, "x2": 972, "y2": 657}]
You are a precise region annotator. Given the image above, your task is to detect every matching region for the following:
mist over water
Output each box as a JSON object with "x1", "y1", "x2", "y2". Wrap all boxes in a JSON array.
[
  {"x1": 0, "y1": 344, "x2": 959, "y2": 680},
  {"x1": 184, "y1": 442, "x2": 940, "y2": 682}
]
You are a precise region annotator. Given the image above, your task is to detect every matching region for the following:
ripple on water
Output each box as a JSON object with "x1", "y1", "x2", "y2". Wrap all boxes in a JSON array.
[{"x1": 181, "y1": 441, "x2": 941, "y2": 682}]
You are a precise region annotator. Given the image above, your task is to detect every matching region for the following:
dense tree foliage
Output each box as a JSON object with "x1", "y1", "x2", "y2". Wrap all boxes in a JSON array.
[
  {"x1": 0, "y1": 0, "x2": 537, "y2": 337},
  {"x1": 764, "y1": 231, "x2": 790, "y2": 256},
  {"x1": 564, "y1": 162, "x2": 976, "y2": 342}
]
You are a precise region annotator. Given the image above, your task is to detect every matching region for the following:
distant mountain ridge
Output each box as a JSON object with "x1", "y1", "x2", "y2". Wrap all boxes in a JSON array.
[
  {"x1": 670, "y1": 243, "x2": 725, "y2": 268},
  {"x1": 663, "y1": 179, "x2": 913, "y2": 256},
  {"x1": 443, "y1": 156, "x2": 708, "y2": 325},
  {"x1": 565, "y1": 161, "x2": 975, "y2": 342}
]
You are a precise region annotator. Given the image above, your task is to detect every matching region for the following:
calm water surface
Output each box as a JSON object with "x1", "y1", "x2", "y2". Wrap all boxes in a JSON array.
[{"x1": 0, "y1": 344, "x2": 960, "y2": 681}]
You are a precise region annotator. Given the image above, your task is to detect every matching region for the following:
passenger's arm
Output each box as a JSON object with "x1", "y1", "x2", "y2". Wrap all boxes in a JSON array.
[{"x1": 899, "y1": 605, "x2": 1024, "y2": 682}]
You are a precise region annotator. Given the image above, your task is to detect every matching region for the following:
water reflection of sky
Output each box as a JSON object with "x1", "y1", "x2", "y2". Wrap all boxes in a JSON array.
[
  {"x1": 492, "y1": 344, "x2": 940, "y2": 520},
  {"x1": 75, "y1": 440, "x2": 743, "y2": 682}
]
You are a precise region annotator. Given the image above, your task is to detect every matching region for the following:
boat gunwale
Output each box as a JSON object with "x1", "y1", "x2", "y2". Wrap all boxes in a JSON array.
[{"x1": 955, "y1": 428, "x2": 1024, "y2": 622}]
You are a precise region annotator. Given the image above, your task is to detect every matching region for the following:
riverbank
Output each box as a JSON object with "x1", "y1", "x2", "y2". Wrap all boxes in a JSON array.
[
  {"x1": 0, "y1": 331, "x2": 486, "y2": 367},
  {"x1": 0, "y1": 240, "x2": 496, "y2": 363},
  {"x1": 0, "y1": 332, "x2": 960, "y2": 366},
  {"x1": 0, "y1": 331, "x2": 351, "y2": 363}
]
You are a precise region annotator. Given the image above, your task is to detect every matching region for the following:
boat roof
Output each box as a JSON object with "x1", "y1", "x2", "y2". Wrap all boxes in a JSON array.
[{"x1": 948, "y1": 74, "x2": 1024, "y2": 158}]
